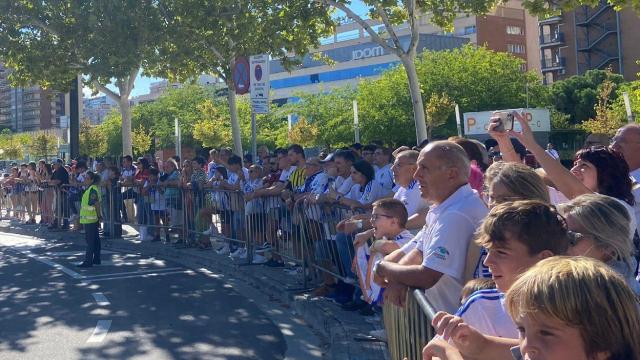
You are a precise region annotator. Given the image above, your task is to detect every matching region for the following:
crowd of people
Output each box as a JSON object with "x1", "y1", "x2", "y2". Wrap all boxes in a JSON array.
[{"x1": 1, "y1": 112, "x2": 640, "y2": 359}]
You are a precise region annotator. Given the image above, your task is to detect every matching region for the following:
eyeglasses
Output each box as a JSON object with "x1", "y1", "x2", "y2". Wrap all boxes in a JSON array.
[{"x1": 370, "y1": 214, "x2": 394, "y2": 221}]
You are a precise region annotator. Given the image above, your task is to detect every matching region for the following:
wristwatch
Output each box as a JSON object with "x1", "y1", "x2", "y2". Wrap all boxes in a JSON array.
[{"x1": 356, "y1": 220, "x2": 363, "y2": 230}]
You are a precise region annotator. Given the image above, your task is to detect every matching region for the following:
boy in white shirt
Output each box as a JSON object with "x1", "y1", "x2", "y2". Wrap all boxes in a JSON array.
[
  {"x1": 353, "y1": 199, "x2": 413, "y2": 309},
  {"x1": 433, "y1": 200, "x2": 570, "y2": 340}
]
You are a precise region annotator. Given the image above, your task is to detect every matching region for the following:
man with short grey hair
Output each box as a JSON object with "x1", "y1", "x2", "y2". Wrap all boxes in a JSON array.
[{"x1": 374, "y1": 141, "x2": 488, "y2": 313}]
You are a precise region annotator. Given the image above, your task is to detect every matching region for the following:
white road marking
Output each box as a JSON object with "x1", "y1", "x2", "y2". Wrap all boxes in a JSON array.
[
  {"x1": 17, "y1": 250, "x2": 83, "y2": 279},
  {"x1": 87, "y1": 320, "x2": 112, "y2": 343},
  {"x1": 46, "y1": 251, "x2": 116, "y2": 256},
  {"x1": 85, "y1": 270, "x2": 194, "y2": 282},
  {"x1": 82, "y1": 267, "x2": 183, "y2": 280},
  {"x1": 91, "y1": 292, "x2": 110, "y2": 306}
]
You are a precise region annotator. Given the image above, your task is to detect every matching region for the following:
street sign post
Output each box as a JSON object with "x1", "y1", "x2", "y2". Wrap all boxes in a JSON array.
[
  {"x1": 250, "y1": 55, "x2": 270, "y2": 161},
  {"x1": 250, "y1": 55, "x2": 270, "y2": 114}
]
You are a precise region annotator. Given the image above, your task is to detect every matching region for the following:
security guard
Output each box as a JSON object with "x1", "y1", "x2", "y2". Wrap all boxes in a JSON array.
[{"x1": 77, "y1": 171, "x2": 103, "y2": 268}]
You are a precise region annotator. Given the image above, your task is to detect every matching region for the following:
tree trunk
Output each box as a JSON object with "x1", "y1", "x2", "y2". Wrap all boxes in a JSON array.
[
  {"x1": 119, "y1": 97, "x2": 133, "y2": 156},
  {"x1": 226, "y1": 79, "x2": 244, "y2": 156},
  {"x1": 401, "y1": 55, "x2": 427, "y2": 144}
]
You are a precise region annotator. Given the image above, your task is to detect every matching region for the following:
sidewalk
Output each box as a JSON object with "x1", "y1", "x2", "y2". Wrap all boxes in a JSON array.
[{"x1": 0, "y1": 220, "x2": 389, "y2": 360}]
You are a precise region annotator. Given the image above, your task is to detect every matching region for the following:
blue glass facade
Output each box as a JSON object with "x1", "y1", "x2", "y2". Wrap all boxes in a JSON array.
[{"x1": 271, "y1": 62, "x2": 399, "y2": 90}]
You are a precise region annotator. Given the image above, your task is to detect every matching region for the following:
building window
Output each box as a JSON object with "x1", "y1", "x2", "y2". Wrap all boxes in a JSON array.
[
  {"x1": 463, "y1": 26, "x2": 477, "y2": 35},
  {"x1": 507, "y1": 44, "x2": 526, "y2": 54},
  {"x1": 520, "y1": 63, "x2": 527, "y2": 72},
  {"x1": 506, "y1": 25, "x2": 523, "y2": 35}
]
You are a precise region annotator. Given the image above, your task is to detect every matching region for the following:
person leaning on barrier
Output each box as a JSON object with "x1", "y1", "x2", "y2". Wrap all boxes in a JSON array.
[
  {"x1": 48, "y1": 159, "x2": 69, "y2": 230},
  {"x1": 373, "y1": 141, "x2": 488, "y2": 313},
  {"x1": 77, "y1": 172, "x2": 103, "y2": 268}
]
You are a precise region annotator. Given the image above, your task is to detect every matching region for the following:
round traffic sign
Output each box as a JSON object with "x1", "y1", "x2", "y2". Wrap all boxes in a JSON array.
[
  {"x1": 254, "y1": 65, "x2": 263, "y2": 82},
  {"x1": 232, "y1": 57, "x2": 250, "y2": 95}
]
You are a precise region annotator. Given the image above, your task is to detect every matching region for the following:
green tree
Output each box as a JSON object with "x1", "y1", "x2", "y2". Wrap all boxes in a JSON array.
[
  {"x1": 357, "y1": 45, "x2": 543, "y2": 144},
  {"x1": 549, "y1": 69, "x2": 625, "y2": 125},
  {"x1": 580, "y1": 77, "x2": 626, "y2": 136},
  {"x1": 0, "y1": 0, "x2": 166, "y2": 156},
  {"x1": 288, "y1": 117, "x2": 320, "y2": 147},
  {"x1": 132, "y1": 126, "x2": 153, "y2": 157},
  {"x1": 80, "y1": 120, "x2": 108, "y2": 157},
  {"x1": 0, "y1": 131, "x2": 26, "y2": 160},
  {"x1": 29, "y1": 131, "x2": 59, "y2": 161},
  {"x1": 425, "y1": 93, "x2": 455, "y2": 140},
  {"x1": 279, "y1": 87, "x2": 357, "y2": 147},
  {"x1": 149, "y1": 0, "x2": 333, "y2": 156}
]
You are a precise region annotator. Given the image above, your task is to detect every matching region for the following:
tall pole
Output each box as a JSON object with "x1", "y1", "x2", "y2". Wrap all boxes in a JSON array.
[
  {"x1": 353, "y1": 100, "x2": 360, "y2": 143},
  {"x1": 455, "y1": 104, "x2": 462, "y2": 137},
  {"x1": 69, "y1": 76, "x2": 80, "y2": 160},
  {"x1": 623, "y1": 92, "x2": 635, "y2": 123},
  {"x1": 251, "y1": 112, "x2": 257, "y2": 162}
]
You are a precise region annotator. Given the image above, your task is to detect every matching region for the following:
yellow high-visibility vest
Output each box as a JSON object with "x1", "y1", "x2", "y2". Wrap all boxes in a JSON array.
[{"x1": 79, "y1": 184, "x2": 101, "y2": 224}]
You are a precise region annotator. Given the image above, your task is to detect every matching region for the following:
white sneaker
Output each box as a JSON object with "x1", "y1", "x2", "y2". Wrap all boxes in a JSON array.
[
  {"x1": 252, "y1": 253, "x2": 268, "y2": 264},
  {"x1": 230, "y1": 248, "x2": 247, "y2": 259},
  {"x1": 215, "y1": 244, "x2": 230, "y2": 255}
]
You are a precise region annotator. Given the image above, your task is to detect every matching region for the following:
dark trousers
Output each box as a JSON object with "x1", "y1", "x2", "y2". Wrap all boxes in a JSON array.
[{"x1": 83, "y1": 222, "x2": 101, "y2": 264}]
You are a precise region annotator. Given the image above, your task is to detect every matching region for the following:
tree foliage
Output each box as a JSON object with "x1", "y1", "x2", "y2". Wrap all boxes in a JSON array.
[
  {"x1": 29, "y1": 131, "x2": 59, "y2": 161},
  {"x1": 132, "y1": 126, "x2": 153, "y2": 157},
  {"x1": 279, "y1": 87, "x2": 357, "y2": 147},
  {"x1": 357, "y1": 45, "x2": 544, "y2": 144},
  {"x1": 149, "y1": 0, "x2": 334, "y2": 155},
  {"x1": 0, "y1": 130, "x2": 26, "y2": 160},
  {"x1": 288, "y1": 117, "x2": 320, "y2": 147},
  {"x1": 425, "y1": 93, "x2": 455, "y2": 140},
  {"x1": 80, "y1": 119, "x2": 108, "y2": 157},
  {"x1": 580, "y1": 77, "x2": 626, "y2": 135},
  {"x1": 0, "y1": 0, "x2": 167, "y2": 156},
  {"x1": 549, "y1": 69, "x2": 625, "y2": 125}
]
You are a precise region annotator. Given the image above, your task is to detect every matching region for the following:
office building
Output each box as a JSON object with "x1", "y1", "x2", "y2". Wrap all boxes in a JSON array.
[
  {"x1": 83, "y1": 95, "x2": 119, "y2": 125},
  {"x1": 538, "y1": 1, "x2": 640, "y2": 84},
  {"x1": 0, "y1": 63, "x2": 66, "y2": 132}
]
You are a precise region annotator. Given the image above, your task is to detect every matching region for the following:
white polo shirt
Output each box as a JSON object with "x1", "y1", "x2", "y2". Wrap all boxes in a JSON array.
[
  {"x1": 394, "y1": 180, "x2": 430, "y2": 217},
  {"x1": 456, "y1": 289, "x2": 518, "y2": 339},
  {"x1": 418, "y1": 184, "x2": 488, "y2": 313}
]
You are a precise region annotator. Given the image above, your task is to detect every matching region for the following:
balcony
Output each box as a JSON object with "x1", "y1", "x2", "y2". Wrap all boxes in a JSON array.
[
  {"x1": 540, "y1": 32, "x2": 565, "y2": 47},
  {"x1": 539, "y1": 15, "x2": 563, "y2": 25},
  {"x1": 541, "y1": 56, "x2": 566, "y2": 71}
]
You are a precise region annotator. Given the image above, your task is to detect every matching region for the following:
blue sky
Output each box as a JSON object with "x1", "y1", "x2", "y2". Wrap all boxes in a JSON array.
[{"x1": 84, "y1": 1, "x2": 370, "y2": 99}]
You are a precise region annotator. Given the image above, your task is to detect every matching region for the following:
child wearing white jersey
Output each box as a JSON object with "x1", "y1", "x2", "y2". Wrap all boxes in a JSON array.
[{"x1": 433, "y1": 200, "x2": 570, "y2": 340}]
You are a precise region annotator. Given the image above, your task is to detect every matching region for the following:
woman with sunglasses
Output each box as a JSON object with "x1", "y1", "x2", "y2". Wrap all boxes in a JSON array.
[{"x1": 559, "y1": 193, "x2": 640, "y2": 294}]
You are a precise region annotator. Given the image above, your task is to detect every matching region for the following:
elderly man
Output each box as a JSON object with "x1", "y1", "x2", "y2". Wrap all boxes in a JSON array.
[
  {"x1": 610, "y1": 124, "x2": 640, "y2": 237},
  {"x1": 374, "y1": 141, "x2": 488, "y2": 313}
]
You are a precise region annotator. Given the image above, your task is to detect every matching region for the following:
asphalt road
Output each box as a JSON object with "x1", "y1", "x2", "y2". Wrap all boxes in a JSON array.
[{"x1": 0, "y1": 232, "x2": 287, "y2": 360}]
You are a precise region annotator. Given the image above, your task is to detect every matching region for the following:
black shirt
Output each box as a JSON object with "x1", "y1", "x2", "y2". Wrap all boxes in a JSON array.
[{"x1": 51, "y1": 167, "x2": 69, "y2": 186}]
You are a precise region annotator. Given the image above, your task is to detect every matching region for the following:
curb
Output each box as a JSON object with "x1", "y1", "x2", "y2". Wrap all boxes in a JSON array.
[{"x1": 0, "y1": 224, "x2": 388, "y2": 360}]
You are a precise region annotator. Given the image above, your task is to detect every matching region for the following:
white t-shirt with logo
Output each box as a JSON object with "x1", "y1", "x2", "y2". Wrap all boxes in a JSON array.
[
  {"x1": 345, "y1": 180, "x2": 386, "y2": 205},
  {"x1": 334, "y1": 175, "x2": 353, "y2": 195},
  {"x1": 418, "y1": 185, "x2": 489, "y2": 314},
  {"x1": 394, "y1": 180, "x2": 430, "y2": 217},
  {"x1": 375, "y1": 163, "x2": 395, "y2": 195},
  {"x1": 456, "y1": 289, "x2": 518, "y2": 339}
]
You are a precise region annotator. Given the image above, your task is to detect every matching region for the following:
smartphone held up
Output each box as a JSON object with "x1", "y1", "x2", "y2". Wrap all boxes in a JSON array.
[{"x1": 493, "y1": 111, "x2": 516, "y2": 132}]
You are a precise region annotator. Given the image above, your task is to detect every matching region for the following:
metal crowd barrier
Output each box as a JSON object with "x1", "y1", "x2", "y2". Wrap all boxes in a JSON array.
[{"x1": 383, "y1": 289, "x2": 437, "y2": 360}]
